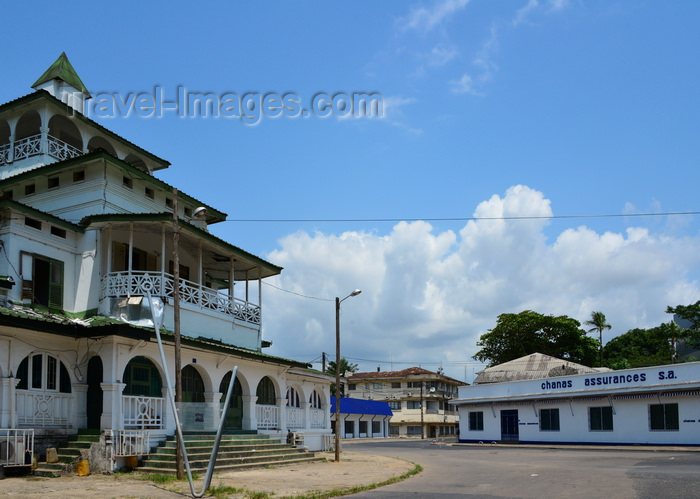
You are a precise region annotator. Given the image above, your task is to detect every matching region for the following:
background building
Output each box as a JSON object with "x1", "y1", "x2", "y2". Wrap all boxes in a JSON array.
[
  {"x1": 455, "y1": 355, "x2": 700, "y2": 446},
  {"x1": 329, "y1": 397, "x2": 392, "y2": 440},
  {"x1": 347, "y1": 367, "x2": 467, "y2": 438}
]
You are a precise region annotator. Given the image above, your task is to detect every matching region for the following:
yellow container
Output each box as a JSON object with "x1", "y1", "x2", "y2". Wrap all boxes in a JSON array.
[{"x1": 76, "y1": 459, "x2": 90, "y2": 476}]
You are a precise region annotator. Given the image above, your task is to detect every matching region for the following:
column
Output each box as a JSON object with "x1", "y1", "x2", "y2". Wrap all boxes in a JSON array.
[
  {"x1": 100, "y1": 382, "x2": 126, "y2": 430},
  {"x1": 204, "y1": 391, "x2": 221, "y2": 431},
  {"x1": 277, "y1": 396, "x2": 287, "y2": 432},
  {"x1": 73, "y1": 383, "x2": 89, "y2": 430},
  {"x1": 242, "y1": 395, "x2": 256, "y2": 431}
]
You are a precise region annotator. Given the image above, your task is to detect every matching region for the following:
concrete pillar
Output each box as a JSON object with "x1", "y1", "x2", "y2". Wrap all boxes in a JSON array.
[
  {"x1": 100, "y1": 382, "x2": 126, "y2": 430},
  {"x1": 242, "y1": 395, "x2": 256, "y2": 430},
  {"x1": 72, "y1": 383, "x2": 88, "y2": 430}
]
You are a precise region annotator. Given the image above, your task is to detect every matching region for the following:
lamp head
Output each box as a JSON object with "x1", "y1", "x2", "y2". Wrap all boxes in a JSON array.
[
  {"x1": 350, "y1": 289, "x2": 362, "y2": 297},
  {"x1": 192, "y1": 207, "x2": 207, "y2": 219}
]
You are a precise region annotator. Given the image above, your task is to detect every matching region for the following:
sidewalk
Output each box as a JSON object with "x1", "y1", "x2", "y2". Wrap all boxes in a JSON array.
[{"x1": 0, "y1": 451, "x2": 417, "y2": 498}]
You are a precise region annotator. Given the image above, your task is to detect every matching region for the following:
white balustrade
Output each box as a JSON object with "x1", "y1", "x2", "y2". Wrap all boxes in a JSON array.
[
  {"x1": 309, "y1": 409, "x2": 326, "y2": 429},
  {"x1": 112, "y1": 429, "x2": 151, "y2": 456},
  {"x1": 122, "y1": 395, "x2": 164, "y2": 429},
  {"x1": 47, "y1": 135, "x2": 83, "y2": 161},
  {"x1": 7, "y1": 134, "x2": 82, "y2": 163},
  {"x1": 15, "y1": 391, "x2": 71, "y2": 427},
  {"x1": 102, "y1": 271, "x2": 261, "y2": 325},
  {"x1": 12, "y1": 135, "x2": 41, "y2": 161},
  {"x1": 0, "y1": 143, "x2": 9, "y2": 165},
  {"x1": 255, "y1": 404, "x2": 279, "y2": 429},
  {"x1": 286, "y1": 407, "x2": 305, "y2": 429}
]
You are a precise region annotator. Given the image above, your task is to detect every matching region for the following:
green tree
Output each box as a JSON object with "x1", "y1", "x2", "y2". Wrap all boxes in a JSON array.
[
  {"x1": 666, "y1": 301, "x2": 700, "y2": 355},
  {"x1": 584, "y1": 311, "x2": 612, "y2": 366},
  {"x1": 473, "y1": 310, "x2": 599, "y2": 367},
  {"x1": 324, "y1": 357, "x2": 358, "y2": 396},
  {"x1": 603, "y1": 325, "x2": 674, "y2": 368}
]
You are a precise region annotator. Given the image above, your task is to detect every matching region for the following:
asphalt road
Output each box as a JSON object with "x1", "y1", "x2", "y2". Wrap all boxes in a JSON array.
[{"x1": 343, "y1": 440, "x2": 700, "y2": 498}]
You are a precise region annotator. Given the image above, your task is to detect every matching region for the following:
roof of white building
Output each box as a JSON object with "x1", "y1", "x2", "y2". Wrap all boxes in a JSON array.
[{"x1": 473, "y1": 352, "x2": 609, "y2": 384}]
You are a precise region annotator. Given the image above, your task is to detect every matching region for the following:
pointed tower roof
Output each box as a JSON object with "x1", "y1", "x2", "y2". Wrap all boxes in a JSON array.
[{"x1": 32, "y1": 52, "x2": 91, "y2": 97}]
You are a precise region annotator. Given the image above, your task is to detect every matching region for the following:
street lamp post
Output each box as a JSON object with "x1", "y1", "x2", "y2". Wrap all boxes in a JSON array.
[
  {"x1": 171, "y1": 188, "x2": 207, "y2": 479},
  {"x1": 334, "y1": 289, "x2": 361, "y2": 463}
]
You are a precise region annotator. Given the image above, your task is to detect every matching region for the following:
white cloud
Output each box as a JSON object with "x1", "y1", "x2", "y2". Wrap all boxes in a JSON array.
[
  {"x1": 399, "y1": 0, "x2": 471, "y2": 33},
  {"x1": 262, "y1": 185, "x2": 700, "y2": 382}
]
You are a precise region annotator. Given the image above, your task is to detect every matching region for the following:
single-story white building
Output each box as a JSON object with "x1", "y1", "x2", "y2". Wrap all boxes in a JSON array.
[
  {"x1": 330, "y1": 397, "x2": 393, "y2": 439},
  {"x1": 453, "y1": 361, "x2": 700, "y2": 446}
]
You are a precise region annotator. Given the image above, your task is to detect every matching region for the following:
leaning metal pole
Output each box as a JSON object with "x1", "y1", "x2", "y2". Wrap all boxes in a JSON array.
[{"x1": 147, "y1": 290, "x2": 237, "y2": 498}]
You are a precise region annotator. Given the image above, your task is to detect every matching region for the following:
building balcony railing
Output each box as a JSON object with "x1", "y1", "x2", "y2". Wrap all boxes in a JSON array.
[
  {"x1": 101, "y1": 271, "x2": 261, "y2": 326},
  {"x1": 0, "y1": 134, "x2": 83, "y2": 166}
]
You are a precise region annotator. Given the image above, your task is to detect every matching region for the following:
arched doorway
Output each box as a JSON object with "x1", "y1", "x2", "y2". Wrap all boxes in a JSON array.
[
  {"x1": 219, "y1": 371, "x2": 242, "y2": 430},
  {"x1": 86, "y1": 356, "x2": 103, "y2": 429}
]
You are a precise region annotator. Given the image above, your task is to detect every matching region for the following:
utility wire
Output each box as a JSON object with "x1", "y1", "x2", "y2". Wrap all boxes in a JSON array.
[{"x1": 227, "y1": 211, "x2": 700, "y2": 223}]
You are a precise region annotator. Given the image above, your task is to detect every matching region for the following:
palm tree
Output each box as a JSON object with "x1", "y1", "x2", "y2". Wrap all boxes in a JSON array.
[
  {"x1": 324, "y1": 357, "x2": 358, "y2": 396},
  {"x1": 585, "y1": 311, "x2": 612, "y2": 366}
]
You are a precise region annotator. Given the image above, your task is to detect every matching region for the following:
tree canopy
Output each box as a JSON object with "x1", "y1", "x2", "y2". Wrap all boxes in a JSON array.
[
  {"x1": 473, "y1": 310, "x2": 599, "y2": 367},
  {"x1": 603, "y1": 324, "x2": 676, "y2": 368},
  {"x1": 324, "y1": 357, "x2": 358, "y2": 396}
]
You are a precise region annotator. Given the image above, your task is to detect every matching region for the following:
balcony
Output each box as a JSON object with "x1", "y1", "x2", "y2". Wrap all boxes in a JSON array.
[
  {"x1": 0, "y1": 133, "x2": 83, "y2": 166},
  {"x1": 101, "y1": 271, "x2": 261, "y2": 326}
]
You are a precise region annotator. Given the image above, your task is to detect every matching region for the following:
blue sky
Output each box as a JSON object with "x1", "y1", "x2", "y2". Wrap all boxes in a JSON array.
[{"x1": 3, "y1": 1, "x2": 699, "y2": 382}]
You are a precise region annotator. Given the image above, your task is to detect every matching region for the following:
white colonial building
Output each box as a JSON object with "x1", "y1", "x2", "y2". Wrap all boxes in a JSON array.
[
  {"x1": 0, "y1": 53, "x2": 334, "y2": 469},
  {"x1": 454, "y1": 360, "x2": 700, "y2": 446}
]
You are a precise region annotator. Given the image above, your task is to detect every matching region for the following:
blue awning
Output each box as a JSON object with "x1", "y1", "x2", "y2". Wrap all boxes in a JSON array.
[{"x1": 330, "y1": 396, "x2": 393, "y2": 416}]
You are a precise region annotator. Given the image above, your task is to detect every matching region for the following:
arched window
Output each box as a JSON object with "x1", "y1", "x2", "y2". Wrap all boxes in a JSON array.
[
  {"x1": 182, "y1": 365, "x2": 205, "y2": 403},
  {"x1": 286, "y1": 387, "x2": 300, "y2": 408},
  {"x1": 309, "y1": 390, "x2": 322, "y2": 409},
  {"x1": 122, "y1": 356, "x2": 162, "y2": 397},
  {"x1": 256, "y1": 376, "x2": 276, "y2": 405},
  {"x1": 16, "y1": 353, "x2": 71, "y2": 393}
]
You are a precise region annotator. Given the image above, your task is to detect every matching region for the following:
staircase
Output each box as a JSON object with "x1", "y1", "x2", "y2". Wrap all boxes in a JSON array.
[
  {"x1": 33, "y1": 429, "x2": 100, "y2": 477},
  {"x1": 138, "y1": 431, "x2": 323, "y2": 474}
]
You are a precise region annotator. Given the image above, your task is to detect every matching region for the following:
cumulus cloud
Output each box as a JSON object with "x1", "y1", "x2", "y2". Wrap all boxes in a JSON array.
[{"x1": 262, "y1": 185, "x2": 700, "y2": 382}]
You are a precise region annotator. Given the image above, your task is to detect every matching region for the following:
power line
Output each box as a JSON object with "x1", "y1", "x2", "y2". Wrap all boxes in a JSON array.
[{"x1": 227, "y1": 211, "x2": 700, "y2": 223}]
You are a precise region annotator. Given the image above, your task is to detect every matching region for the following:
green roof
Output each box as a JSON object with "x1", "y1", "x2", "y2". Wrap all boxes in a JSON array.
[
  {"x1": 32, "y1": 52, "x2": 91, "y2": 97},
  {"x1": 0, "y1": 305, "x2": 309, "y2": 369}
]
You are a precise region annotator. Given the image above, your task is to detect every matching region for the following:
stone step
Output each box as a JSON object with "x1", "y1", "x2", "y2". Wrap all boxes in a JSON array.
[{"x1": 138, "y1": 454, "x2": 322, "y2": 474}]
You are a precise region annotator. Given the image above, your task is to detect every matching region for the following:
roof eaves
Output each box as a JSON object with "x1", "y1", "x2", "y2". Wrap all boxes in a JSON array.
[{"x1": 0, "y1": 198, "x2": 84, "y2": 232}]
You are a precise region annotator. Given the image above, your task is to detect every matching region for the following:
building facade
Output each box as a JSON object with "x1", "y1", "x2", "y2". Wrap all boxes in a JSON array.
[
  {"x1": 454, "y1": 361, "x2": 700, "y2": 446},
  {"x1": 329, "y1": 397, "x2": 393, "y2": 440},
  {"x1": 0, "y1": 54, "x2": 334, "y2": 469},
  {"x1": 347, "y1": 367, "x2": 467, "y2": 438}
]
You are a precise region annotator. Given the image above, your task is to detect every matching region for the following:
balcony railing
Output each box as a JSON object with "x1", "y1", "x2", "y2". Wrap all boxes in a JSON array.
[
  {"x1": 102, "y1": 271, "x2": 261, "y2": 326},
  {"x1": 1, "y1": 134, "x2": 83, "y2": 166}
]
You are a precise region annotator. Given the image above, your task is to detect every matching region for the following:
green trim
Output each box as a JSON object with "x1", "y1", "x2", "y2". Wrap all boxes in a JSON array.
[
  {"x1": 0, "y1": 305, "x2": 309, "y2": 369},
  {"x1": 32, "y1": 52, "x2": 91, "y2": 97},
  {"x1": 0, "y1": 198, "x2": 83, "y2": 232}
]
